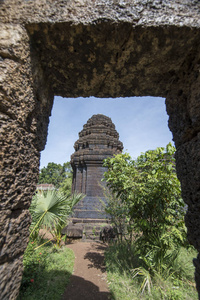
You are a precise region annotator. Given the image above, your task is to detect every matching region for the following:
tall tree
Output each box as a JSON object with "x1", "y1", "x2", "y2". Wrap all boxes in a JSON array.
[{"x1": 39, "y1": 162, "x2": 72, "y2": 189}]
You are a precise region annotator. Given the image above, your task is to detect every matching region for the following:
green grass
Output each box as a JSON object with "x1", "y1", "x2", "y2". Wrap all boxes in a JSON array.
[
  {"x1": 105, "y1": 243, "x2": 198, "y2": 300},
  {"x1": 17, "y1": 241, "x2": 74, "y2": 300}
]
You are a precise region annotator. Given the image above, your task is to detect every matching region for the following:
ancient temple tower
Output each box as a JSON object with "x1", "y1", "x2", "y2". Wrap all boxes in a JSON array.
[{"x1": 71, "y1": 114, "x2": 123, "y2": 219}]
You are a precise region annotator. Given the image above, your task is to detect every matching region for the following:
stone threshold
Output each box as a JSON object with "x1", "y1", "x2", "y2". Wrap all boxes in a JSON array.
[{"x1": 71, "y1": 218, "x2": 110, "y2": 224}]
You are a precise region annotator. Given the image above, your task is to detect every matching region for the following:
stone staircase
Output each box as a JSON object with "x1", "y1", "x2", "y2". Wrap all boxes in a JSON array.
[{"x1": 62, "y1": 218, "x2": 110, "y2": 242}]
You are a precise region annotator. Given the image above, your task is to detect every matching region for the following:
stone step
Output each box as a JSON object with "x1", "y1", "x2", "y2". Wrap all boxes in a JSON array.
[
  {"x1": 74, "y1": 204, "x2": 106, "y2": 211},
  {"x1": 82, "y1": 230, "x2": 101, "y2": 240},
  {"x1": 81, "y1": 237, "x2": 101, "y2": 242},
  {"x1": 84, "y1": 225, "x2": 102, "y2": 231},
  {"x1": 71, "y1": 218, "x2": 110, "y2": 224},
  {"x1": 84, "y1": 229, "x2": 101, "y2": 236},
  {"x1": 82, "y1": 222, "x2": 110, "y2": 241},
  {"x1": 84, "y1": 231, "x2": 100, "y2": 236},
  {"x1": 82, "y1": 235, "x2": 100, "y2": 241},
  {"x1": 73, "y1": 210, "x2": 107, "y2": 219},
  {"x1": 62, "y1": 219, "x2": 112, "y2": 243},
  {"x1": 74, "y1": 204, "x2": 103, "y2": 210}
]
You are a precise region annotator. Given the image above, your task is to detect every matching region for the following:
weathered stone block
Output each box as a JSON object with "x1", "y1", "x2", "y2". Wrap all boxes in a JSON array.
[{"x1": 62, "y1": 223, "x2": 83, "y2": 238}]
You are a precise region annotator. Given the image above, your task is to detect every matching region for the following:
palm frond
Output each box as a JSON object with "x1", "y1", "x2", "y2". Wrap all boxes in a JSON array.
[
  {"x1": 132, "y1": 267, "x2": 152, "y2": 294},
  {"x1": 70, "y1": 192, "x2": 85, "y2": 208},
  {"x1": 29, "y1": 190, "x2": 85, "y2": 237}
]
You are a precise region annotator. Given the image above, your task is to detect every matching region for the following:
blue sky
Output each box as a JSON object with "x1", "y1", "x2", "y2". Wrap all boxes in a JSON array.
[{"x1": 40, "y1": 96, "x2": 174, "y2": 168}]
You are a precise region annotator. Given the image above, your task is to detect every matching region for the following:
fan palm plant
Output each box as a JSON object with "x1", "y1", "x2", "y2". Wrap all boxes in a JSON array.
[{"x1": 29, "y1": 190, "x2": 84, "y2": 245}]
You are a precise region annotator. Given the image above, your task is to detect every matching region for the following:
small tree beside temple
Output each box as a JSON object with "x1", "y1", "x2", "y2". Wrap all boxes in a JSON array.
[{"x1": 103, "y1": 143, "x2": 187, "y2": 273}]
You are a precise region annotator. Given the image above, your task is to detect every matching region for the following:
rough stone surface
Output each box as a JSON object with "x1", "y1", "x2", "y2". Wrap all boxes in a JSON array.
[
  {"x1": 0, "y1": 17, "x2": 53, "y2": 300},
  {"x1": 71, "y1": 114, "x2": 123, "y2": 219},
  {"x1": 1, "y1": 1, "x2": 200, "y2": 299},
  {"x1": 62, "y1": 222, "x2": 83, "y2": 238}
]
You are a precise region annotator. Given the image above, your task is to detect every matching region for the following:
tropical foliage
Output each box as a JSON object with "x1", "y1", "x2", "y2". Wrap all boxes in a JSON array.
[
  {"x1": 100, "y1": 187, "x2": 133, "y2": 242},
  {"x1": 38, "y1": 162, "x2": 72, "y2": 189},
  {"x1": 18, "y1": 187, "x2": 82, "y2": 298},
  {"x1": 105, "y1": 242, "x2": 197, "y2": 300},
  {"x1": 59, "y1": 175, "x2": 73, "y2": 198},
  {"x1": 103, "y1": 143, "x2": 186, "y2": 247},
  {"x1": 30, "y1": 190, "x2": 84, "y2": 246},
  {"x1": 103, "y1": 143, "x2": 192, "y2": 296}
]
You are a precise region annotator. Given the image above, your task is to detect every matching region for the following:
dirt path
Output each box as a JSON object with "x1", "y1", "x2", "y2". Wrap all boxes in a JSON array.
[{"x1": 62, "y1": 241, "x2": 111, "y2": 300}]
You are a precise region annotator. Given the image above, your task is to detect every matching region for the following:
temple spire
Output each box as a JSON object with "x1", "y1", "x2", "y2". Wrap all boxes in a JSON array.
[{"x1": 71, "y1": 114, "x2": 123, "y2": 219}]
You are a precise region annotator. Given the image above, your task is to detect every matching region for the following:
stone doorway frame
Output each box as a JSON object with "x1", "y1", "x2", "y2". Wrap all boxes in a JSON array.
[{"x1": 1, "y1": 2, "x2": 200, "y2": 299}]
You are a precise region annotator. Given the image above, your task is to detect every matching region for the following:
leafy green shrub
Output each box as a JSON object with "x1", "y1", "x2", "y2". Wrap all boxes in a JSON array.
[
  {"x1": 103, "y1": 144, "x2": 197, "y2": 299},
  {"x1": 20, "y1": 240, "x2": 48, "y2": 292},
  {"x1": 103, "y1": 143, "x2": 187, "y2": 273},
  {"x1": 100, "y1": 187, "x2": 134, "y2": 242}
]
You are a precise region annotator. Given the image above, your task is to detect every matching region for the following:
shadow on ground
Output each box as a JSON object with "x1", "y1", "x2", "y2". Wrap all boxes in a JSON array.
[
  {"x1": 18, "y1": 269, "x2": 72, "y2": 300},
  {"x1": 84, "y1": 244, "x2": 107, "y2": 272},
  {"x1": 62, "y1": 274, "x2": 112, "y2": 300},
  {"x1": 62, "y1": 242, "x2": 115, "y2": 300}
]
